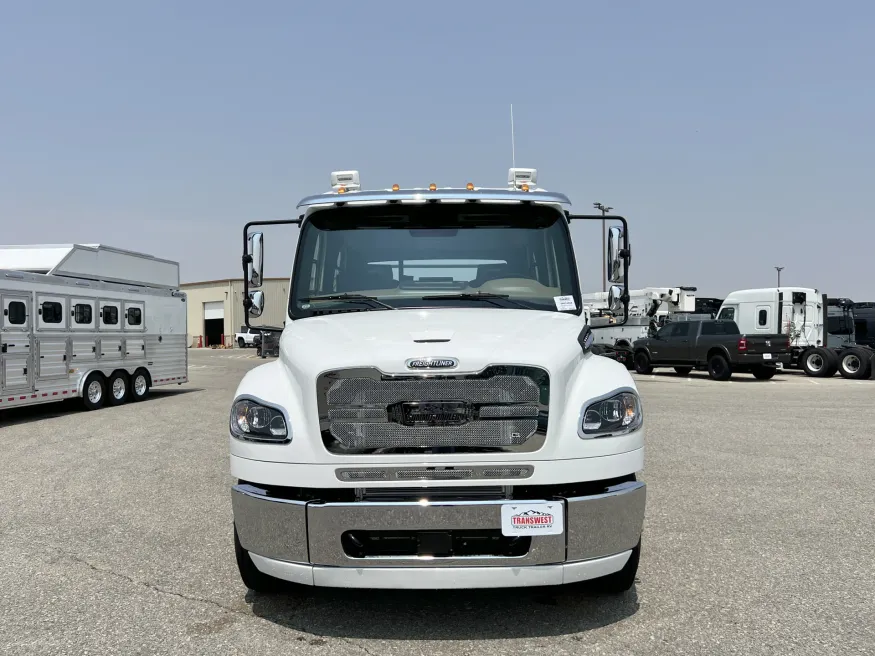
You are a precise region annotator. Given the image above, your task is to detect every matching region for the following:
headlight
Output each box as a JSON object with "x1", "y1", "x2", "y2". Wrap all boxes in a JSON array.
[
  {"x1": 230, "y1": 398, "x2": 290, "y2": 443},
  {"x1": 580, "y1": 390, "x2": 643, "y2": 438}
]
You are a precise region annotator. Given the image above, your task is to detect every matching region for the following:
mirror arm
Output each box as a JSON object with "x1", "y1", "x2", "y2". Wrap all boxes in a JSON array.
[
  {"x1": 241, "y1": 218, "x2": 301, "y2": 331},
  {"x1": 567, "y1": 214, "x2": 631, "y2": 329}
]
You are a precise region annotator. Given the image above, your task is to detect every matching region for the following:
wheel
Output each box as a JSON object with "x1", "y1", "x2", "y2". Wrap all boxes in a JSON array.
[
  {"x1": 590, "y1": 539, "x2": 641, "y2": 594},
  {"x1": 238, "y1": 337, "x2": 246, "y2": 348},
  {"x1": 707, "y1": 353, "x2": 732, "y2": 381},
  {"x1": 634, "y1": 351, "x2": 653, "y2": 374},
  {"x1": 130, "y1": 369, "x2": 151, "y2": 402},
  {"x1": 234, "y1": 525, "x2": 283, "y2": 593},
  {"x1": 82, "y1": 373, "x2": 106, "y2": 410},
  {"x1": 674, "y1": 367, "x2": 692, "y2": 376},
  {"x1": 802, "y1": 347, "x2": 836, "y2": 378},
  {"x1": 838, "y1": 348, "x2": 873, "y2": 379},
  {"x1": 752, "y1": 366, "x2": 776, "y2": 380},
  {"x1": 107, "y1": 371, "x2": 129, "y2": 406}
]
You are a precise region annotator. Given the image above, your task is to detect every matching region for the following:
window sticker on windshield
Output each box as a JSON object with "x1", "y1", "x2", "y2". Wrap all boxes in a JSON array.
[{"x1": 554, "y1": 295, "x2": 577, "y2": 311}]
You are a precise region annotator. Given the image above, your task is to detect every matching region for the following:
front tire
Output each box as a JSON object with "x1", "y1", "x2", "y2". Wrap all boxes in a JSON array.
[
  {"x1": 590, "y1": 539, "x2": 641, "y2": 594},
  {"x1": 238, "y1": 337, "x2": 246, "y2": 349},
  {"x1": 838, "y1": 348, "x2": 872, "y2": 379},
  {"x1": 82, "y1": 373, "x2": 106, "y2": 410},
  {"x1": 634, "y1": 351, "x2": 654, "y2": 375},
  {"x1": 234, "y1": 525, "x2": 283, "y2": 594},
  {"x1": 707, "y1": 353, "x2": 732, "y2": 381}
]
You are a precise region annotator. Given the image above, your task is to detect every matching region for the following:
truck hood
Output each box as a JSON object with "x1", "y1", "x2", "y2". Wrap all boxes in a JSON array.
[{"x1": 279, "y1": 308, "x2": 586, "y2": 376}]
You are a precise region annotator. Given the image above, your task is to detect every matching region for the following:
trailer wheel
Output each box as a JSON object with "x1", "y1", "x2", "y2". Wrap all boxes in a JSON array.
[
  {"x1": 82, "y1": 373, "x2": 107, "y2": 411},
  {"x1": 130, "y1": 369, "x2": 151, "y2": 402},
  {"x1": 752, "y1": 366, "x2": 776, "y2": 380},
  {"x1": 234, "y1": 525, "x2": 284, "y2": 594},
  {"x1": 707, "y1": 353, "x2": 732, "y2": 381},
  {"x1": 674, "y1": 367, "x2": 692, "y2": 376},
  {"x1": 106, "y1": 371, "x2": 130, "y2": 406},
  {"x1": 838, "y1": 348, "x2": 873, "y2": 379},
  {"x1": 802, "y1": 347, "x2": 836, "y2": 378},
  {"x1": 633, "y1": 351, "x2": 653, "y2": 374}
]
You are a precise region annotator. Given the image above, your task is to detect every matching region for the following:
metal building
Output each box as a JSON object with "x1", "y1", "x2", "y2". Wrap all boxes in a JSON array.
[{"x1": 180, "y1": 278, "x2": 289, "y2": 347}]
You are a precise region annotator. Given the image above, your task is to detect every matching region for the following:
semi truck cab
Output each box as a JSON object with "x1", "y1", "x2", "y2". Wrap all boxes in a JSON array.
[{"x1": 228, "y1": 169, "x2": 647, "y2": 593}]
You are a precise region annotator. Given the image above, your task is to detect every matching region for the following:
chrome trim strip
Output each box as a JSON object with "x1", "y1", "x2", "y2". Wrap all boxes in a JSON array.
[
  {"x1": 248, "y1": 550, "x2": 632, "y2": 589},
  {"x1": 335, "y1": 465, "x2": 535, "y2": 482},
  {"x1": 297, "y1": 188, "x2": 572, "y2": 209},
  {"x1": 231, "y1": 485, "x2": 308, "y2": 563}
]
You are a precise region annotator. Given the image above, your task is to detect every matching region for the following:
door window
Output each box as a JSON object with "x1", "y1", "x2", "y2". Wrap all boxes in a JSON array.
[
  {"x1": 7, "y1": 301, "x2": 26, "y2": 325},
  {"x1": 717, "y1": 307, "x2": 736, "y2": 321}
]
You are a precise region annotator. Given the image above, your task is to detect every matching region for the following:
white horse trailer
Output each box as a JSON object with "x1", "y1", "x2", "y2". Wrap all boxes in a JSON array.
[{"x1": 0, "y1": 244, "x2": 187, "y2": 412}]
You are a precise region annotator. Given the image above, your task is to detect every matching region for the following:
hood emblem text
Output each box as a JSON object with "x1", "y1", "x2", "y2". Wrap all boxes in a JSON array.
[{"x1": 406, "y1": 357, "x2": 458, "y2": 370}]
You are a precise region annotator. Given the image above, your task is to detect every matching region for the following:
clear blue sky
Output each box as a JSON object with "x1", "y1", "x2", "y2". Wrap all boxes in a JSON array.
[{"x1": 2, "y1": 1, "x2": 873, "y2": 299}]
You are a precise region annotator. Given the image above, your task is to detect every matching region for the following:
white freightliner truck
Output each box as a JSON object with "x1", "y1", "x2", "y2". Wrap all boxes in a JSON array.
[{"x1": 229, "y1": 169, "x2": 646, "y2": 594}]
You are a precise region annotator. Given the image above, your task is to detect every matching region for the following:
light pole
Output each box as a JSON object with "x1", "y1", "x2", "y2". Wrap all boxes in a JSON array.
[
  {"x1": 594, "y1": 202, "x2": 613, "y2": 292},
  {"x1": 775, "y1": 266, "x2": 784, "y2": 287}
]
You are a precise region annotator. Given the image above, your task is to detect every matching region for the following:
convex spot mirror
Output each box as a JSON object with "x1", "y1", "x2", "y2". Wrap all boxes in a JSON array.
[
  {"x1": 607, "y1": 226, "x2": 626, "y2": 284},
  {"x1": 608, "y1": 285, "x2": 624, "y2": 313},
  {"x1": 248, "y1": 232, "x2": 264, "y2": 288},
  {"x1": 248, "y1": 291, "x2": 264, "y2": 318}
]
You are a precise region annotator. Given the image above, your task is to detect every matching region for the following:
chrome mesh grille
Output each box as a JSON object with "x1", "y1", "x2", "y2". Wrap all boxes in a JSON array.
[
  {"x1": 330, "y1": 419, "x2": 537, "y2": 449},
  {"x1": 396, "y1": 468, "x2": 474, "y2": 481},
  {"x1": 327, "y1": 376, "x2": 539, "y2": 405},
  {"x1": 319, "y1": 366, "x2": 548, "y2": 453}
]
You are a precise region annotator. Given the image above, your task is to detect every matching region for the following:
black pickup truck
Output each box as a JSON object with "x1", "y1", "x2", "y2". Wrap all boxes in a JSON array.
[{"x1": 631, "y1": 320, "x2": 791, "y2": 381}]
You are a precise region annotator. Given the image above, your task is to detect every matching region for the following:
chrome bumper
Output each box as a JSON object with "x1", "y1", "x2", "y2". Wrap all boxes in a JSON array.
[{"x1": 232, "y1": 480, "x2": 645, "y2": 588}]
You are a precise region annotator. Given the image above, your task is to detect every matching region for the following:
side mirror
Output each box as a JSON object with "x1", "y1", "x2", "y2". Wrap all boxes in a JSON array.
[
  {"x1": 607, "y1": 226, "x2": 624, "y2": 283},
  {"x1": 247, "y1": 232, "x2": 264, "y2": 288},
  {"x1": 607, "y1": 285, "x2": 623, "y2": 313},
  {"x1": 248, "y1": 291, "x2": 264, "y2": 318}
]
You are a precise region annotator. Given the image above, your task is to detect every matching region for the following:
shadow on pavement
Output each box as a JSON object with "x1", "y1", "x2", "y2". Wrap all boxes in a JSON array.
[
  {"x1": 247, "y1": 583, "x2": 639, "y2": 640},
  {"x1": 0, "y1": 387, "x2": 203, "y2": 427}
]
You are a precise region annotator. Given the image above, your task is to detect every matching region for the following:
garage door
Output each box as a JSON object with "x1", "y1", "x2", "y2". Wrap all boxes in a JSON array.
[{"x1": 204, "y1": 301, "x2": 224, "y2": 320}]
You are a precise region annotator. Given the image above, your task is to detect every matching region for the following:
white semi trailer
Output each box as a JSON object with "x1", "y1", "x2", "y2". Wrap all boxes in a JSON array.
[{"x1": 0, "y1": 244, "x2": 188, "y2": 411}]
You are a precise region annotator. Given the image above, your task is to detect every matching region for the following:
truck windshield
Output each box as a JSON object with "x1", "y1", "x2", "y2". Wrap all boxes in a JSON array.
[{"x1": 289, "y1": 203, "x2": 580, "y2": 319}]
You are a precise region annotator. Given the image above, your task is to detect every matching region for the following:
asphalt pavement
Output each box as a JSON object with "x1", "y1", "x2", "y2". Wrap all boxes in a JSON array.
[{"x1": 1, "y1": 349, "x2": 873, "y2": 655}]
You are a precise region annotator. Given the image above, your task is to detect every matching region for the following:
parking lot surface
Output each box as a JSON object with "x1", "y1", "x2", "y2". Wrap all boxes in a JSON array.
[{"x1": 1, "y1": 349, "x2": 873, "y2": 655}]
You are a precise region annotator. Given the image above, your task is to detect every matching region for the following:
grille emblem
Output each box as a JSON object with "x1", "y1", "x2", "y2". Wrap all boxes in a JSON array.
[{"x1": 406, "y1": 357, "x2": 458, "y2": 370}]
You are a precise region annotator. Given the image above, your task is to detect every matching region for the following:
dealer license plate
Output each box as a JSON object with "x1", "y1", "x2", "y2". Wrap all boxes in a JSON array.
[
  {"x1": 500, "y1": 502, "x2": 564, "y2": 536},
  {"x1": 763, "y1": 353, "x2": 773, "y2": 360}
]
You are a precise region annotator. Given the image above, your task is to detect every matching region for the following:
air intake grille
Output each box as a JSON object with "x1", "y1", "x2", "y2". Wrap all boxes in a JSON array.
[{"x1": 318, "y1": 366, "x2": 549, "y2": 454}]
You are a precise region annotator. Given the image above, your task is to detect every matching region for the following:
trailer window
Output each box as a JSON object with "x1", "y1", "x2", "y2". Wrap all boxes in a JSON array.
[
  {"x1": 41, "y1": 301, "x2": 63, "y2": 324},
  {"x1": 7, "y1": 301, "x2": 26, "y2": 325},
  {"x1": 127, "y1": 307, "x2": 142, "y2": 326},
  {"x1": 757, "y1": 309, "x2": 768, "y2": 327},
  {"x1": 74, "y1": 304, "x2": 93, "y2": 324},
  {"x1": 102, "y1": 306, "x2": 119, "y2": 325}
]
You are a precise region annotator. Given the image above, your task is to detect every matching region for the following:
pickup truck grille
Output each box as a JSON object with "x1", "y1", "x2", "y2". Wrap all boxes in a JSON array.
[{"x1": 317, "y1": 366, "x2": 549, "y2": 454}]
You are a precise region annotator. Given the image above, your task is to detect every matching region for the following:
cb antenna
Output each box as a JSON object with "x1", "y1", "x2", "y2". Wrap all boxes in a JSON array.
[{"x1": 510, "y1": 104, "x2": 516, "y2": 167}]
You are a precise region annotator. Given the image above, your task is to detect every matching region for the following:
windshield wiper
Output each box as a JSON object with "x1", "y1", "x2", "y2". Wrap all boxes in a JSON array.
[
  {"x1": 300, "y1": 294, "x2": 396, "y2": 310},
  {"x1": 419, "y1": 292, "x2": 530, "y2": 309}
]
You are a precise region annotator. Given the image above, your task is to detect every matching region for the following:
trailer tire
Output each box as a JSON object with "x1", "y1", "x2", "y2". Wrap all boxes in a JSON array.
[
  {"x1": 752, "y1": 366, "x2": 776, "y2": 380},
  {"x1": 707, "y1": 353, "x2": 732, "y2": 381},
  {"x1": 633, "y1": 351, "x2": 653, "y2": 374},
  {"x1": 802, "y1": 347, "x2": 836, "y2": 378},
  {"x1": 589, "y1": 538, "x2": 641, "y2": 595},
  {"x1": 82, "y1": 373, "x2": 107, "y2": 411},
  {"x1": 674, "y1": 367, "x2": 692, "y2": 376},
  {"x1": 130, "y1": 369, "x2": 151, "y2": 402},
  {"x1": 838, "y1": 348, "x2": 873, "y2": 379},
  {"x1": 106, "y1": 371, "x2": 130, "y2": 406},
  {"x1": 234, "y1": 525, "x2": 285, "y2": 594}
]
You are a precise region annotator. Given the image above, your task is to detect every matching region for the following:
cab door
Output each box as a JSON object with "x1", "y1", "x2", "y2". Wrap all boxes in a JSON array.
[{"x1": 1, "y1": 293, "x2": 33, "y2": 392}]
